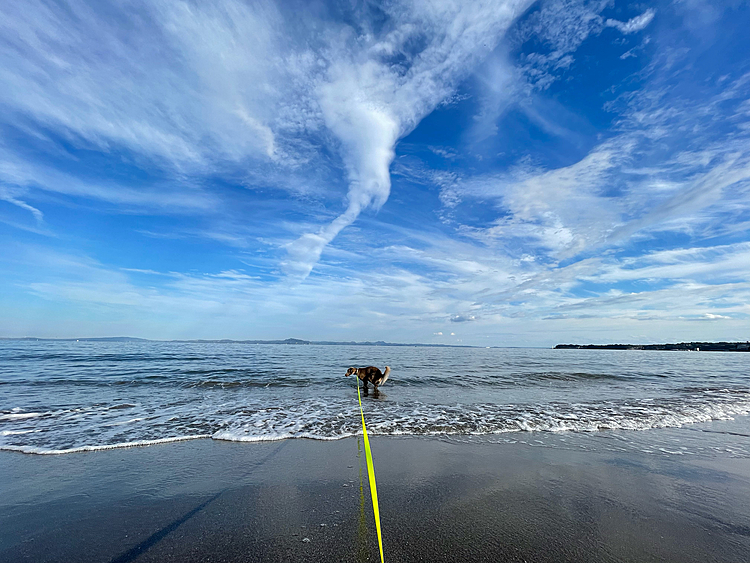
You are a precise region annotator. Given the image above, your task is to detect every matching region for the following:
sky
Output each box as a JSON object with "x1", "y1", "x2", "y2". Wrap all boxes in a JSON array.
[{"x1": 1, "y1": 0, "x2": 749, "y2": 347}]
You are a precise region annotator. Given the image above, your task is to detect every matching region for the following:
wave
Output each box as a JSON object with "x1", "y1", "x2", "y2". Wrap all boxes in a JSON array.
[
  {"x1": 0, "y1": 411, "x2": 45, "y2": 420},
  {"x1": 4, "y1": 352, "x2": 218, "y2": 362},
  {"x1": 0, "y1": 368, "x2": 706, "y2": 390},
  {"x1": 0, "y1": 374, "x2": 310, "y2": 389},
  {"x1": 198, "y1": 396, "x2": 750, "y2": 446},
  {"x1": 527, "y1": 371, "x2": 665, "y2": 382},
  {"x1": 0, "y1": 434, "x2": 210, "y2": 455},
  {"x1": 4, "y1": 392, "x2": 748, "y2": 454}
]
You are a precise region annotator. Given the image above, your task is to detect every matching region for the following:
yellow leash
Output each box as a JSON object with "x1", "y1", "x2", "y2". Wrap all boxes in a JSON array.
[{"x1": 357, "y1": 377, "x2": 385, "y2": 563}]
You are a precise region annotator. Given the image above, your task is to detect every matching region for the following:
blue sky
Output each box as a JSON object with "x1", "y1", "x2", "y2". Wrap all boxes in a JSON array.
[{"x1": 1, "y1": 0, "x2": 749, "y2": 346}]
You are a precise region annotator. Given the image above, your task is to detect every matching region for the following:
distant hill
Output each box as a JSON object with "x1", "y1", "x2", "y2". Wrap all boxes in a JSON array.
[
  {"x1": 2, "y1": 336, "x2": 150, "y2": 342},
  {"x1": 1, "y1": 336, "x2": 475, "y2": 348},
  {"x1": 555, "y1": 342, "x2": 749, "y2": 352}
]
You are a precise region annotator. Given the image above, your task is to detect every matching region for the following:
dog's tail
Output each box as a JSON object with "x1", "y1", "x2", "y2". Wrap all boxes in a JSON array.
[{"x1": 380, "y1": 366, "x2": 390, "y2": 385}]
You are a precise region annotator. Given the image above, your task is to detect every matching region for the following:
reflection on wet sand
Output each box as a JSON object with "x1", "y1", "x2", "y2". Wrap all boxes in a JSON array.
[{"x1": 357, "y1": 436, "x2": 369, "y2": 563}]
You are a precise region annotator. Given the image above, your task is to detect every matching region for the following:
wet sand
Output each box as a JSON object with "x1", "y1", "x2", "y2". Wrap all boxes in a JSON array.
[{"x1": 2, "y1": 429, "x2": 750, "y2": 562}]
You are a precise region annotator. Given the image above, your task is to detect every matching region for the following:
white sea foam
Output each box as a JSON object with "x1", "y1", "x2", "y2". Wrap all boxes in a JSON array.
[
  {"x1": 0, "y1": 434, "x2": 211, "y2": 455},
  {"x1": 3, "y1": 398, "x2": 749, "y2": 453},
  {"x1": 105, "y1": 417, "x2": 146, "y2": 427},
  {"x1": 207, "y1": 395, "x2": 750, "y2": 444},
  {"x1": 0, "y1": 412, "x2": 44, "y2": 420},
  {"x1": 212, "y1": 430, "x2": 356, "y2": 443}
]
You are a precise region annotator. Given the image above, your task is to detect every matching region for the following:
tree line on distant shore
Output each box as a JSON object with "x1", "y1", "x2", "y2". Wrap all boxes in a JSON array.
[{"x1": 555, "y1": 342, "x2": 750, "y2": 352}]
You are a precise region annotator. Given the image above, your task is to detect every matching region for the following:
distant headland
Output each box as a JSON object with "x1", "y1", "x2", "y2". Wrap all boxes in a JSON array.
[{"x1": 555, "y1": 341, "x2": 749, "y2": 352}]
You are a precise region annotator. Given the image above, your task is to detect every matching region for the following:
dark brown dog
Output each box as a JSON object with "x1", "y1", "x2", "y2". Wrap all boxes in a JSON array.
[{"x1": 345, "y1": 366, "x2": 390, "y2": 391}]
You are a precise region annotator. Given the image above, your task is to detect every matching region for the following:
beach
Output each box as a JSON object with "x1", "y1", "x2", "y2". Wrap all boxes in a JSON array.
[{"x1": 3, "y1": 419, "x2": 750, "y2": 563}]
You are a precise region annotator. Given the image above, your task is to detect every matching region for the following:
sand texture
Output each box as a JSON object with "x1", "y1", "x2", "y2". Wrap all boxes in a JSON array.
[{"x1": 2, "y1": 430, "x2": 750, "y2": 562}]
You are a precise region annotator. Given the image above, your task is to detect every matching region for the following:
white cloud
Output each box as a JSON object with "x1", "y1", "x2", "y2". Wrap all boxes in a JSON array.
[
  {"x1": 523, "y1": 0, "x2": 607, "y2": 53},
  {"x1": 699, "y1": 313, "x2": 731, "y2": 320},
  {"x1": 5, "y1": 227, "x2": 749, "y2": 344},
  {"x1": 429, "y1": 146, "x2": 459, "y2": 160},
  {"x1": 0, "y1": 142, "x2": 218, "y2": 213},
  {"x1": 284, "y1": 1, "x2": 534, "y2": 278},
  {"x1": 0, "y1": 186, "x2": 43, "y2": 222},
  {"x1": 442, "y1": 141, "x2": 628, "y2": 258},
  {"x1": 441, "y1": 65, "x2": 750, "y2": 266},
  {"x1": 468, "y1": 52, "x2": 520, "y2": 143},
  {"x1": 588, "y1": 243, "x2": 750, "y2": 285},
  {"x1": 605, "y1": 9, "x2": 656, "y2": 34},
  {"x1": 509, "y1": 0, "x2": 610, "y2": 92},
  {"x1": 0, "y1": 0, "x2": 296, "y2": 170},
  {"x1": 465, "y1": 2, "x2": 656, "y2": 151},
  {"x1": 481, "y1": 2, "x2": 654, "y2": 107},
  {"x1": 1, "y1": 0, "x2": 538, "y2": 276}
]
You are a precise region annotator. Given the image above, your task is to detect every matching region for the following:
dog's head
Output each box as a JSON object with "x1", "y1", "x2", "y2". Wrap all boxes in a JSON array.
[{"x1": 345, "y1": 367, "x2": 356, "y2": 377}]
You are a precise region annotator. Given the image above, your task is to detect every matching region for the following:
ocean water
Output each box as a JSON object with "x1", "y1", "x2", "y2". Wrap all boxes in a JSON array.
[{"x1": 1, "y1": 341, "x2": 749, "y2": 456}]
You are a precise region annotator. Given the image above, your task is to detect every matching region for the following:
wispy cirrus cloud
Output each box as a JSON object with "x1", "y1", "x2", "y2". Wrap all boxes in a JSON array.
[
  {"x1": 284, "y1": 1, "x2": 534, "y2": 278},
  {"x1": 2, "y1": 0, "x2": 537, "y2": 278},
  {"x1": 0, "y1": 0, "x2": 292, "y2": 169},
  {"x1": 466, "y1": 0, "x2": 656, "y2": 146},
  {"x1": 513, "y1": 0, "x2": 655, "y2": 91},
  {"x1": 0, "y1": 0, "x2": 305, "y2": 232},
  {"x1": 0, "y1": 186, "x2": 43, "y2": 223},
  {"x1": 440, "y1": 65, "x2": 750, "y2": 263},
  {"x1": 0, "y1": 143, "x2": 219, "y2": 215},
  {"x1": 588, "y1": 242, "x2": 750, "y2": 285},
  {"x1": 605, "y1": 9, "x2": 656, "y2": 34}
]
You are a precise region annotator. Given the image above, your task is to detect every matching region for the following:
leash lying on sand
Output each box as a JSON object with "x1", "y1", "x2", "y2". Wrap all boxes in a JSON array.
[{"x1": 357, "y1": 376, "x2": 385, "y2": 563}]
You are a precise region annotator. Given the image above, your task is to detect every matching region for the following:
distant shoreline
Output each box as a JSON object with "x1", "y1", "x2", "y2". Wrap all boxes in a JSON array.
[
  {"x1": 2, "y1": 337, "x2": 749, "y2": 351},
  {"x1": 0, "y1": 336, "x2": 478, "y2": 348},
  {"x1": 555, "y1": 341, "x2": 750, "y2": 352}
]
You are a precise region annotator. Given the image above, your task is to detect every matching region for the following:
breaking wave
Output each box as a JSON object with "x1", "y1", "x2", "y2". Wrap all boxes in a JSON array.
[{"x1": 2, "y1": 390, "x2": 749, "y2": 454}]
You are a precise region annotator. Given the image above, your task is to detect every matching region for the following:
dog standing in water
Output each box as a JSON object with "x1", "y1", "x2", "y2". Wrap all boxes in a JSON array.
[{"x1": 345, "y1": 366, "x2": 390, "y2": 392}]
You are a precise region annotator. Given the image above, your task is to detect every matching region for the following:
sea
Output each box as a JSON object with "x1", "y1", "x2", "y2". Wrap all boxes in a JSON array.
[{"x1": 1, "y1": 341, "x2": 749, "y2": 457}]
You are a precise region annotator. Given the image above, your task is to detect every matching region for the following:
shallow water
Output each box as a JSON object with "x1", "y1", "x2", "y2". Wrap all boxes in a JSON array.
[{"x1": 1, "y1": 341, "x2": 748, "y2": 455}]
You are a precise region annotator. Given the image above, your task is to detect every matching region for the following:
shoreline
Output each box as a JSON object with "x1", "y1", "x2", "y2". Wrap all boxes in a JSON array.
[
  {"x1": 2, "y1": 423, "x2": 750, "y2": 562},
  {"x1": 555, "y1": 341, "x2": 750, "y2": 352},
  {"x1": 5, "y1": 413, "x2": 750, "y2": 456}
]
